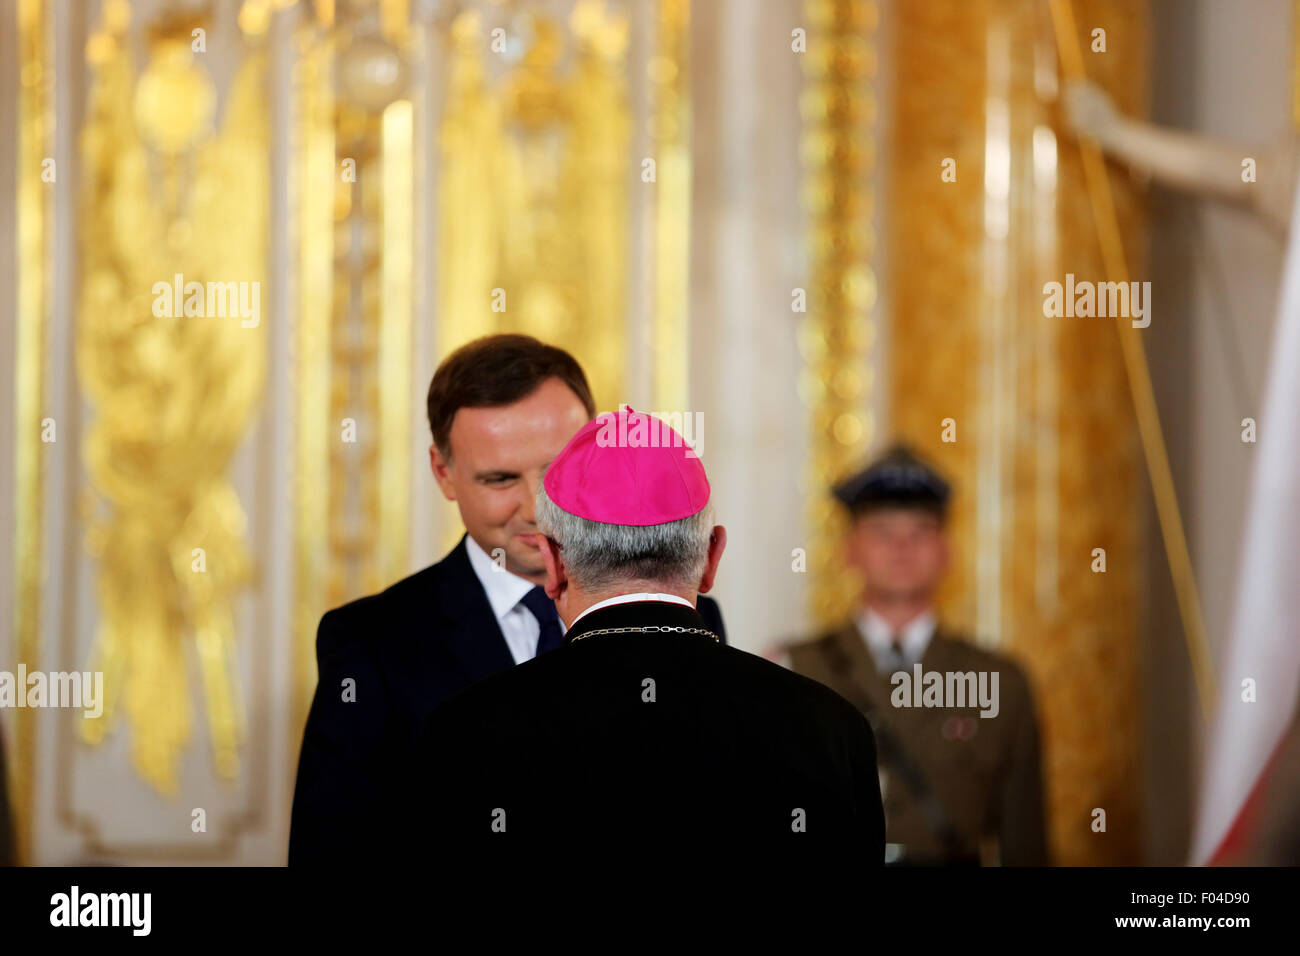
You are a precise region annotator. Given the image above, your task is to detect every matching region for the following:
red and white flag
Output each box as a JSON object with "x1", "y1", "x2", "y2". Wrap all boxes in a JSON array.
[{"x1": 1191, "y1": 184, "x2": 1300, "y2": 865}]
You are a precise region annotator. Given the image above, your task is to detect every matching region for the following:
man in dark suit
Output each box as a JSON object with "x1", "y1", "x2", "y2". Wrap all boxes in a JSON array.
[
  {"x1": 416, "y1": 408, "x2": 883, "y2": 861},
  {"x1": 288, "y1": 335, "x2": 725, "y2": 865}
]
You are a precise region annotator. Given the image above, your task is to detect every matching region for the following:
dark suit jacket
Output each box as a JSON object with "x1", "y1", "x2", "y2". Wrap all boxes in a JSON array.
[
  {"x1": 416, "y1": 599, "x2": 884, "y2": 862},
  {"x1": 288, "y1": 535, "x2": 727, "y2": 866}
]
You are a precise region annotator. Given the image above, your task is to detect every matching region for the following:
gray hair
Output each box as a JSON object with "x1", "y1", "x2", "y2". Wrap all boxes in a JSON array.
[{"x1": 535, "y1": 481, "x2": 714, "y2": 592}]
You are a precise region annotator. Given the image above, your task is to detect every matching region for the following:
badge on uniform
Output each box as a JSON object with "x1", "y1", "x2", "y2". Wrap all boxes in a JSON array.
[{"x1": 941, "y1": 715, "x2": 979, "y2": 741}]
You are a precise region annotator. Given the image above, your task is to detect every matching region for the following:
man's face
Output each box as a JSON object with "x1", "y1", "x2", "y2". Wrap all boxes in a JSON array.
[
  {"x1": 429, "y1": 377, "x2": 590, "y2": 584},
  {"x1": 844, "y1": 506, "x2": 949, "y2": 604}
]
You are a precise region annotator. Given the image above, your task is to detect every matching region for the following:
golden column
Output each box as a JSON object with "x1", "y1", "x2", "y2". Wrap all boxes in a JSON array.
[
  {"x1": 13, "y1": 0, "x2": 55, "y2": 864},
  {"x1": 290, "y1": 0, "x2": 416, "y2": 740},
  {"x1": 802, "y1": 0, "x2": 878, "y2": 629},
  {"x1": 889, "y1": 0, "x2": 1145, "y2": 865}
]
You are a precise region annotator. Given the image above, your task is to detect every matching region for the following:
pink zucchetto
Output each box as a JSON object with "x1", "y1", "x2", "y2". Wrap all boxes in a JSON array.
[{"x1": 543, "y1": 407, "x2": 710, "y2": 526}]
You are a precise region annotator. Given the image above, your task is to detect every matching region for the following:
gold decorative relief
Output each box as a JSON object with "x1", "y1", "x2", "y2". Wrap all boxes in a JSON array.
[
  {"x1": 77, "y1": 4, "x2": 268, "y2": 792},
  {"x1": 436, "y1": 1, "x2": 631, "y2": 404}
]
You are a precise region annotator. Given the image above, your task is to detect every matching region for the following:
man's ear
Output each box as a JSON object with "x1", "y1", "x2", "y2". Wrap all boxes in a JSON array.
[
  {"x1": 696, "y1": 525, "x2": 727, "y2": 594},
  {"x1": 429, "y1": 444, "x2": 457, "y2": 501},
  {"x1": 538, "y1": 535, "x2": 568, "y2": 601}
]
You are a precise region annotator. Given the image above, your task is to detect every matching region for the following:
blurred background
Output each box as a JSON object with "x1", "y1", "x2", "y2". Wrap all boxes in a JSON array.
[{"x1": 0, "y1": 0, "x2": 1294, "y2": 865}]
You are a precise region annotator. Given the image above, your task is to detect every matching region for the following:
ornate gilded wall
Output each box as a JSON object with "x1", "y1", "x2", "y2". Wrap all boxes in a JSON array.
[
  {"x1": 6, "y1": 0, "x2": 696, "y2": 864},
  {"x1": 888, "y1": 0, "x2": 1145, "y2": 865},
  {"x1": 77, "y1": 0, "x2": 269, "y2": 796},
  {"x1": 5, "y1": 0, "x2": 1165, "y2": 867}
]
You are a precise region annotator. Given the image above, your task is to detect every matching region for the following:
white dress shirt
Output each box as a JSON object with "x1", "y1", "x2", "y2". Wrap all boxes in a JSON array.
[
  {"x1": 855, "y1": 606, "x2": 936, "y2": 672},
  {"x1": 571, "y1": 592, "x2": 695, "y2": 626},
  {"x1": 464, "y1": 535, "x2": 566, "y2": 665}
]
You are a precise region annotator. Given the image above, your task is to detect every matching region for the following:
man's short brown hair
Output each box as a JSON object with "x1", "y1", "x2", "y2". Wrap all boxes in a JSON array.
[{"x1": 426, "y1": 334, "x2": 596, "y2": 457}]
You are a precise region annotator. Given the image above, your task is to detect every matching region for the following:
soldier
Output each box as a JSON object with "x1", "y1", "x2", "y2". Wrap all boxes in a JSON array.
[{"x1": 788, "y1": 445, "x2": 1049, "y2": 865}]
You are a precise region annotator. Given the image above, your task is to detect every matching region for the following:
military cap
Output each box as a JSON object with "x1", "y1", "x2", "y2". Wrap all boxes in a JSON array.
[{"x1": 832, "y1": 444, "x2": 951, "y2": 515}]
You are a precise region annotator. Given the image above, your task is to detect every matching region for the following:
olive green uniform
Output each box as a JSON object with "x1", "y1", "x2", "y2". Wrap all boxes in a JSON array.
[{"x1": 790, "y1": 624, "x2": 1048, "y2": 865}]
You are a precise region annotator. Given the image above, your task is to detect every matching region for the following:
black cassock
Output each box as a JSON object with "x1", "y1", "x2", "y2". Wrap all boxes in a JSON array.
[
  {"x1": 416, "y1": 599, "x2": 885, "y2": 863},
  {"x1": 288, "y1": 535, "x2": 727, "y2": 867}
]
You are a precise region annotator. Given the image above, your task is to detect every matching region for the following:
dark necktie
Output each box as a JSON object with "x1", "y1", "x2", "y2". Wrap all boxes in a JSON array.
[
  {"x1": 881, "y1": 635, "x2": 908, "y2": 675},
  {"x1": 519, "y1": 586, "x2": 563, "y2": 656}
]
